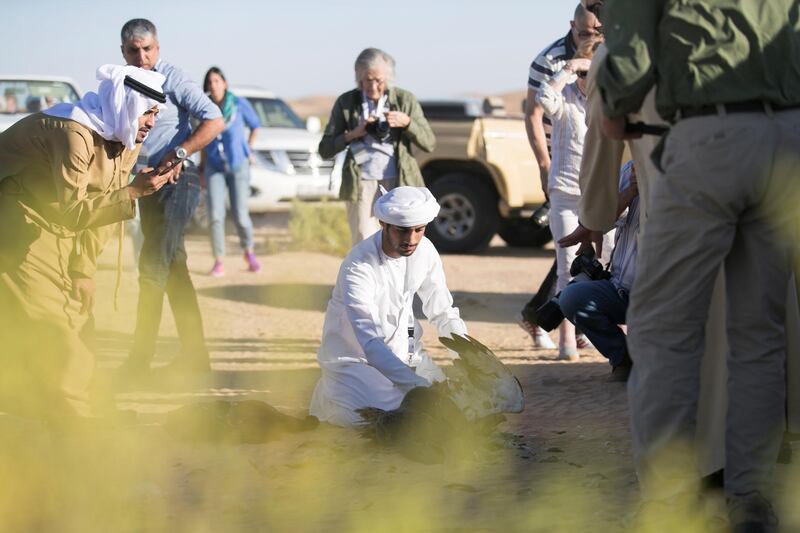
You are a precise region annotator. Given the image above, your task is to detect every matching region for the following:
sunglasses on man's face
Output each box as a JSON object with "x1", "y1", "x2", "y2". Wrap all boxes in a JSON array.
[
  {"x1": 587, "y1": 2, "x2": 603, "y2": 16},
  {"x1": 578, "y1": 28, "x2": 603, "y2": 38}
]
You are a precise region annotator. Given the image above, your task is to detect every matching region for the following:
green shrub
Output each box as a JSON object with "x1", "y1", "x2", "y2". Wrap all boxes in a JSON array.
[{"x1": 288, "y1": 200, "x2": 350, "y2": 256}]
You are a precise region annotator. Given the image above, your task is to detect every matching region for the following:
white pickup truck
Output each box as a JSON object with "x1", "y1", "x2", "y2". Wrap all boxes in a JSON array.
[
  {"x1": 233, "y1": 87, "x2": 345, "y2": 211},
  {"x1": 0, "y1": 75, "x2": 82, "y2": 133},
  {"x1": 190, "y1": 87, "x2": 345, "y2": 226}
]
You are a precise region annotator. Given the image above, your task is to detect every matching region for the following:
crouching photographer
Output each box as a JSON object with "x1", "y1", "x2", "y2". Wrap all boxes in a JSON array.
[{"x1": 550, "y1": 161, "x2": 640, "y2": 382}]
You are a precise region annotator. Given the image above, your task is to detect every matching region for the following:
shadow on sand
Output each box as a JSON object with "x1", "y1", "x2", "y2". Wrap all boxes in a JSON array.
[{"x1": 196, "y1": 283, "x2": 529, "y2": 324}]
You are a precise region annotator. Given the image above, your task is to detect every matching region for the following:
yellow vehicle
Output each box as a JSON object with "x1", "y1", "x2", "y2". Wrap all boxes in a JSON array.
[{"x1": 416, "y1": 98, "x2": 548, "y2": 252}]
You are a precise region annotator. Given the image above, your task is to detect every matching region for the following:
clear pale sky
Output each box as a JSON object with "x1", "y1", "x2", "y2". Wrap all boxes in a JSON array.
[{"x1": 4, "y1": 0, "x2": 577, "y2": 99}]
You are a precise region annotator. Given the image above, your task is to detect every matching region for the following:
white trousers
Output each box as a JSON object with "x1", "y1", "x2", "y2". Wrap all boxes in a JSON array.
[
  {"x1": 549, "y1": 189, "x2": 615, "y2": 293},
  {"x1": 309, "y1": 354, "x2": 445, "y2": 428}
]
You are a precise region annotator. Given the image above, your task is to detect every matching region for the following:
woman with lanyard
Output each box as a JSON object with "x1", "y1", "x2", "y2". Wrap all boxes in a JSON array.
[
  {"x1": 201, "y1": 66, "x2": 261, "y2": 277},
  {"x1": 319, "y1": 48, "x2": 435, "y2": 245},
  {"x1": 536, "y1": 36, "x2": 614, "y2": 361}
]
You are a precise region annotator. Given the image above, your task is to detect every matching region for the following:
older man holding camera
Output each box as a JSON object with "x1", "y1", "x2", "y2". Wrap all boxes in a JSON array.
[{"x1": 319, "y1": 48, "x2": 435, "y2": 245}]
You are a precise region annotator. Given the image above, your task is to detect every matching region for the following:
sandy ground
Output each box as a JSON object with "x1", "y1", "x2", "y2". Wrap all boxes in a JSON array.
[{"x1": 1, "y1": 214, "x2": 798, "y2": 532}]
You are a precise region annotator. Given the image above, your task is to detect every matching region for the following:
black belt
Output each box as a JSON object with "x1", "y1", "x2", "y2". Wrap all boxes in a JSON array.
[{"x1": 676, "y1": 100, "x2": 800, "y2": 120}]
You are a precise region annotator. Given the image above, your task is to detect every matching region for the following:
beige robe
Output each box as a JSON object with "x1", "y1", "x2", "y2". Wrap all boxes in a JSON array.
[{"x1": 0, "y1": 114, "x2": 137, "y2": 417}]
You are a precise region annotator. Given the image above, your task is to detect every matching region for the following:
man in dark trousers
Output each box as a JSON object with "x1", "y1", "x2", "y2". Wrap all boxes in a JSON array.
[{"x1": 118, "y1": 18, "x2": 224, "y2": 377}]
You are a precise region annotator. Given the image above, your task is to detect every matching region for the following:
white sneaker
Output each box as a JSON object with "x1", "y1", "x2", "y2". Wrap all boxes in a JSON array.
[
  {"x1": 518, "y1": 314, "x2": 556, "y2": 349},
  {"x1": 576, "y1": 333, "x2": 594, "y2": 350},
  {"x1": 533, "y1": 328, "x2": 556, "y2": 349}
]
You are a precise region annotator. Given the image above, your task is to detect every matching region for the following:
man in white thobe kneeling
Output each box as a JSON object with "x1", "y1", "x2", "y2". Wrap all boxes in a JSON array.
[{"x1": 309, "y1": 186, "x2": 466, "y2": 427}]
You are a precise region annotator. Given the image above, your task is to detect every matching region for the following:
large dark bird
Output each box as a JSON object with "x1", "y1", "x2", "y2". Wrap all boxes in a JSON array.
[
  {"x1": 357, "y1": 334, "x2": 524, "y2": 463},
  {"x1": 165, "y1": 399, "x2": 318, "y2": 444}
]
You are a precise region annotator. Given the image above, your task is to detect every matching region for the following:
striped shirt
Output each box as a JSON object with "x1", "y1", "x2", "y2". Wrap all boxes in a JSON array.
[
  {"x1": 610, "y1": 161, "x2": 640, "y2": 292},
  {"x1": 528, "y1": 32, "x2": 577, "y2": 146},
  {"x1": 536, "y1": 81, "x2": 586, "y2": 196},
  {"x1": 528, "y1": 32, "x2": 576, "y2": 91}
]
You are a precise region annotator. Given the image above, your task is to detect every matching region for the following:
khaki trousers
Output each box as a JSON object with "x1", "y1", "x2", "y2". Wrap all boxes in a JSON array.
[
  {"x1": 627, "y1": 109, "x2": 800, "y2": 500},
  {"x1": 346, "y1": 178, "x2": 397, "y2": 245}
]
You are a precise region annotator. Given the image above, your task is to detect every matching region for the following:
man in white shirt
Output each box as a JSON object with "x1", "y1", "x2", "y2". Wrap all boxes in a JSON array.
[
  {"x1": 558, "y1": 161, "x2": 639, "y2": 381},
  {"x1": 309, "y1": 187, "x2": 467, "y2": 427}
]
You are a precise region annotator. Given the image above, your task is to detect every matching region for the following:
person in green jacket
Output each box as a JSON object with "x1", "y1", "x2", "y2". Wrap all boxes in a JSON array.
[
  {"x1": 596, "y1": 1, "x2": 800, "y2": 531},
  {"x1": 319, "y1": 47, "x2": 435, "y2": 245}
]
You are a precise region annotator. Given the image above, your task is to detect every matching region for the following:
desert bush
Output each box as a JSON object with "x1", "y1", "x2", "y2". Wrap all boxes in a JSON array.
[{"x1": 288, "y1": 200, "x2": 350, "y2": 256}]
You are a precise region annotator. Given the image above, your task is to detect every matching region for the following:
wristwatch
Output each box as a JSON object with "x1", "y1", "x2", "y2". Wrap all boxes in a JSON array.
[{"x1": 174, "y1": 146, "x2": 188, "y2": 160}]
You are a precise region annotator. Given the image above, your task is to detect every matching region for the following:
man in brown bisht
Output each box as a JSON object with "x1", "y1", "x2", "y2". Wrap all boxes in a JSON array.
[{"x1": 0, "y1": 64, "x2": 172, "y2": 420}]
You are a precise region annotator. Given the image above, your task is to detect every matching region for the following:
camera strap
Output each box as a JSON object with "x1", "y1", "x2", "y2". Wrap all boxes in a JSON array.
[{"x1": 361, "y1": 92, "x2": 388, "y2": 123}]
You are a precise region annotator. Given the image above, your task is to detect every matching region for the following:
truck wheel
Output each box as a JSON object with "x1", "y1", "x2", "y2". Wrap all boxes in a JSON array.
[
  {"x1": 498, "y1": 218, "x2": 552, "y2": 248},
  {"x1": 427, "y1": 173, "x2": 499, "y2": 253}
]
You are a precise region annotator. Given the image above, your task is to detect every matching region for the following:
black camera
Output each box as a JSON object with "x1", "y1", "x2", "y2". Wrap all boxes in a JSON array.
[
  {"x1": 366, "y1": 119, "x2": 392, "y2": 143},
  {"x1": 531, "y1": 201, "x2": 550, "y2": 228},
  {"x1": 534, "y1": 249, "x2": 610, "y2": 331}
]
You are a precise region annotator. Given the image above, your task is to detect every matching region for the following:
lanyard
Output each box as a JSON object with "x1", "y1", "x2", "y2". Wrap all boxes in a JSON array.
[
  {"x1": 378, "y1": 237, "x2": 416, "y2": 364},
  {"x1": 361, "y1": 92, "x2": 388, "y2": 122},
  {"x1": 404, "y1": 258, "x2": 416, "y2": 365}
]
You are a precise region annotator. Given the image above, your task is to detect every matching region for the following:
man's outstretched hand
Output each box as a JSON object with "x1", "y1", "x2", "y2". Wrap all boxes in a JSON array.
[
  {"x1": 558, "y1": 223, "x2": 604, "y2": 257},
  {"x1": 127, "y1": 167, "x2": 173, "y2": 200}
]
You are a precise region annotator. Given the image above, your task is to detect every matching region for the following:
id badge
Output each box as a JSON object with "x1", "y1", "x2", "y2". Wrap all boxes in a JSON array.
[{"x1": 350, "y1": 141, "x2": 369, "y2": 165}]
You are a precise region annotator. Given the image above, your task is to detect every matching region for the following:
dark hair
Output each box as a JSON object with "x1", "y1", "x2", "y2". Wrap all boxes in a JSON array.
[
  {"x1": 120, "y1": 18, "x2": 157, "y2": 43},
  {"x1": 203, "y1": 66, "x2": 227, "y2": 93}
]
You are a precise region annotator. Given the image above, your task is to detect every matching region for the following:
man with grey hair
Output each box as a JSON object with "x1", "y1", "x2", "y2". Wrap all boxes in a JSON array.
[
  {"x1": 117, "y1": 18, "x2": 224, "y2": 379},
  {"x1": 319, "y1": 47, "x2": 435, "y2": 244}
]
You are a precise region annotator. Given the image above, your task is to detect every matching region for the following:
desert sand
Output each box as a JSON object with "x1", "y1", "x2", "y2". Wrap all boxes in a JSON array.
[{"x1": 0, "y1": 214, "x2": 797, "y2": 533}]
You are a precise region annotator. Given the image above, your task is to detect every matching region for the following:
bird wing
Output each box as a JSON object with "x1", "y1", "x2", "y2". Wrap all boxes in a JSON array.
[{"x1": 439, "y1": 334, "x2": 524, "y2": 415}]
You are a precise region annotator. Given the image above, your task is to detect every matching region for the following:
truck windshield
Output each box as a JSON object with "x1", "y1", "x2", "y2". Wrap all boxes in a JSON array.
[
  {"x1": 246, "y1": 97, "x2": 304, "y2": 129},
  {"x1": 1, "y1": 80, "x2": 80, "y2": 114}
]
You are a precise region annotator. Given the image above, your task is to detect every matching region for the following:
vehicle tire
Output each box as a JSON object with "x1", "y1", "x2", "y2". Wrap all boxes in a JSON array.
[
  {"x1": 426, "y1": 173, "x2": 499, "y2": 253},
  {"x1": 497, "y1": 218, "x2": 552, "y2": 248}
]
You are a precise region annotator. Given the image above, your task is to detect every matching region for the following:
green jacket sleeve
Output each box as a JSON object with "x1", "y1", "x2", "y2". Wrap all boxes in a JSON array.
[
  {"x1": 318, "y1": 96, "x2": 349, "y2": 160},
  {"x1": 597, "y1": 0, "x2": 662, "y2": 118},
  {"x1": 50, "y1": 130, "x2": 135, "y2": 232},
  {"x1": 401, "y1": 93, "x2": 435, "y2": 153}
]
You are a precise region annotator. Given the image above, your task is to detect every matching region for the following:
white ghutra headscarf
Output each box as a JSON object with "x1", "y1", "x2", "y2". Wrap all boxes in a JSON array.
[
  {"x1": 45, "y1": 64, "x2": 166, "y2": 150},
  {"x1": 373, "y1": 186, "x2": 440, "y2": 227}
]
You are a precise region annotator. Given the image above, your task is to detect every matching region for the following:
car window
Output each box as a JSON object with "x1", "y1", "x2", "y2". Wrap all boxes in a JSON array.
[
  {"x1": 1, "y1": 80, "x2": 80, "y2": 114},
  {"x1": 245, "y1": 97, "x2": 304, "y2": 129},
  {"x1": 420, "y1": 101, "x2": 483, "y2": 121}
]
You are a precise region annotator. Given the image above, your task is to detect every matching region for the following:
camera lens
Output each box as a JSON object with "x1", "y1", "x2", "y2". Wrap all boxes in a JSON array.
[{"x1": 531, "y1": 201, "x2": 550, "y2": 227}]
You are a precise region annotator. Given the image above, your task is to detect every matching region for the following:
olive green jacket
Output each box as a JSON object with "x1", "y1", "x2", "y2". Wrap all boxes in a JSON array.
[
  {"x1": 318, "y1": 87, "x2": 435, "y2": 202},
  {"x1": 597, "y1": 0, "x2": 800, "y2": 120}
]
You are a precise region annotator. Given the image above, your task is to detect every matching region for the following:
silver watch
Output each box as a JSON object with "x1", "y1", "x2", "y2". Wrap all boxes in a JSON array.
[{"x1": 174, "y1": 146, "x2": 188, "y2": 160}]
